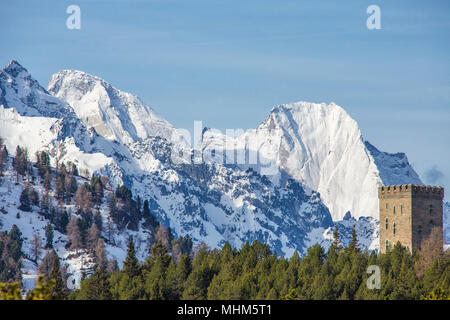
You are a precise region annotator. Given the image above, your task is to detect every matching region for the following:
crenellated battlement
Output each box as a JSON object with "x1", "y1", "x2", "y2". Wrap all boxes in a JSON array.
[{"x1": 379, "y1": 184, "x2": 444, "y2": 198}]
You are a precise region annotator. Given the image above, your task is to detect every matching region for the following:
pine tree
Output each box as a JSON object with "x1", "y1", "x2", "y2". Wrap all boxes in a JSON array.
[
  {"x1": 8, "y1": 225, "x2": 23, "y2": 262},
  {"x1": 56, "y1": 210, "x2": 69, "y2": 233},
  {"x1": 123, "y1": 237, "x2": 141, "y2": 278},
  {"x1": 93, "y1": 210, "x2": 103, "y2": 231},
  {"x1": 55, "y1": 174, "x2": 66, "y2": 201},
  {"x1": 49, "y1": 253, "x2": 67, "y2": 299},
  {"x1": 177, "y1": 254, "x2": 192, "y2": 281},
  {"x1": 93, "y1": 179, "x2": 104, "y2": 206},
  {"x1": 18, "y1": 186, "x2": 31, "y2": 212},
  {"x1": 108, "y1": 194, "x2": 118, "y2": 225},
  {"x1": 182, "y1": 249, "x2": 213, "y2": 300},
  {"x1": 45, "y1": 223, "x2": 54, "y2": 249},
  {"x1": 37, "y1": 151, "x2": 50, "y2": 179},
  {"x1": 332, "y1": 226, "x2": 342, "y2": 251},
  {"x1": 348, "y1": 224, "x2": 359, "y2": 252},
  {"x1": 13, "y1": 146, "x2": 28, "y2": 182},
  {"x1": 65, "y1": 174, "x2": 78, "y2": 203},
  {"x1": 74, "y1": 267, "x2": 112, "y2": 300},
  {"x1": 151, "y1": 240, "x2": 171, "y2": 269},
  {"x1": 115, "y1": 185, "x2": 132, "y2": 202}
]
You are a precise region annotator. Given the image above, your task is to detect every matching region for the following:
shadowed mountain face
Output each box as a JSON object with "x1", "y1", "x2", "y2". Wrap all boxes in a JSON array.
[{"x1": 0, "y1": 60, "x2": 429, "y2": 262}]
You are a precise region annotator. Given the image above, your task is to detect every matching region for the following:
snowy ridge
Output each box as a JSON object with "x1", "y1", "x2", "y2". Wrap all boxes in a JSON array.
[
  {"x1": 47, "y1": 69, "x2": 186, "y2": 148},
  {"x1": 364, "y1": 141, "x2": 422, "y2": 186}
]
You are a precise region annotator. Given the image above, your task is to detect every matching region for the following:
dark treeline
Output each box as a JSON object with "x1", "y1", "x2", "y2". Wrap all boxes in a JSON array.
[{"x1": 69, "y1": 227, "x2": 449, "y2": 300}]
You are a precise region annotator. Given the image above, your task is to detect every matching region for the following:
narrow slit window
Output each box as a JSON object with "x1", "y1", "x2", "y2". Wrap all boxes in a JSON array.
[
  {"x1": 385, "y1": 218, "x2": 388, "y2": 230},
  {"x1": 393, "y1": 223, "x2": 396, "y2": 235}
]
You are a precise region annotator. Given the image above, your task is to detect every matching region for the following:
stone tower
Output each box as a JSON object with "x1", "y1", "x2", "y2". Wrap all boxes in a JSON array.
[{"x1": 378, "y1": 184, "x2": 444, "y2": 253}]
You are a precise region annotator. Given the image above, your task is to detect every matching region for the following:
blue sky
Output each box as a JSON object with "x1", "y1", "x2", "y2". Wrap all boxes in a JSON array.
[{"x1": 1, "y1": 0, "x2": 449, "y2": 195}]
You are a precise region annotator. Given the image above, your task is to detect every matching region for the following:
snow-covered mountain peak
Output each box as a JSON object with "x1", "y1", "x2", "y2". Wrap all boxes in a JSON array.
[
  {"x1": 258, "y1": 101, "x2": 362, "y2": 146},
  {"x1": 202, "y1": 100, "x2": 422, "y2": 221},
  {"x1": 265, "y1": 101, "x2": 357, "y2": 127},
  {"x1": 4, "y1": 59, "x2": 29, "y2": 75},
  {"x1": 364, "y1": 141, "x2": 422, "y2": 186},
  {"x1": 48, "y1": 69, "x2": 179, "y2": 145},
  {"x1": 0, "y1": 60, "x2": 72, "y2": 118}
]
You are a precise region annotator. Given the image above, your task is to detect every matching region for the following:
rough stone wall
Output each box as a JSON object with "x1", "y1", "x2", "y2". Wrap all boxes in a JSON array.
[
  {"x1": 411, "y1": 186, "x2": 444, "y2": 251},
  {"x1": 379, "y1": 185, "x2": 413, "y2": 253},
  {"x1": 378, "y1": 185, "x2": 444, "y2": 253}
]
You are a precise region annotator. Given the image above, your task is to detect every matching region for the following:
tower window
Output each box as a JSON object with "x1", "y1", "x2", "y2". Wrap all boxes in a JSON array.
[
  {"x1": 429, "y1": 220, "x2": 434, "y2": 228},
  {"x1": 393, "y1": 223, "x2": 396, "y2": 235},
  {"x1": 386, "y1": 203, "x2": 388, "y2": 209},
  {"x1": 385, "y1": 240, "x2": 389, "y2": 251},
  {"x1": 393, "y1": 206, "x2": 396, "y2": 215},
  {"x1": 400, "y1": 204, "x2": 403, "y2": 214},
  {"x1": 385, "y1": 218, "x2": 388, "y2": 230},
  {"x1": 429, "y1": 204, "x2": 433, "y2": 215},
  {"x1": 418, "y1": 225, "x2": 422, "y2": 234}
]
